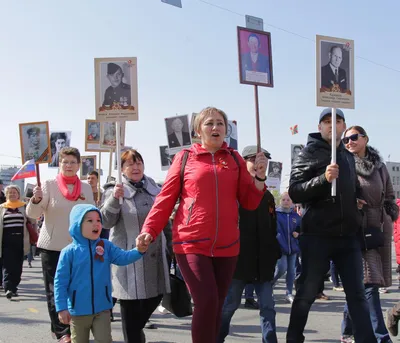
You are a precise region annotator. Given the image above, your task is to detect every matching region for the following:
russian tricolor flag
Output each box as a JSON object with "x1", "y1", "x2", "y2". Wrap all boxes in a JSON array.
[{"x1": 11, "y1": 159, "x2": 36, "y2": 181}]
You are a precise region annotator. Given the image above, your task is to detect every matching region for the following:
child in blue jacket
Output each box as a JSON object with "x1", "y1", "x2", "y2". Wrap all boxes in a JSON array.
[
  {"x1": 54, "y1": 204, "x2": 147, "y2": 343},
  {"x1": 273, "y1": 192, "x2": 301, "y2": 304}
]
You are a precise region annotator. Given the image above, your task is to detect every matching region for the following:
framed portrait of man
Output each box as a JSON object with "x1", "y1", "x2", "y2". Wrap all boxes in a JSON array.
[
  {"x1": 266, "y1": 160, "x2": 282, "y2": 191},
  {"x1": 190, "y1": 113, "x2": 201, "y2": 144},
  {"x1": 24, "y1": 183, "x2": 35, "y2": 199},
  {"x1": 100, "y1": 121, "x2": 126, "y2": 149},
  {"x1": 316, "y1": 35, "x2": 355, "y2": 109},
  {"x1": 48, "y1": 131, "x2": 71, "y2": 168},
  {"x1": 165, "y1": 114, "x2": 191, "y2": 155},
  {"x1": 224, "y1": 120, "x2": 238, "y2": 150},
  {"x1": 237, "y1": 26, "x2": 274, "y2": 87},
  {"x1": 19, "y1": 121, "x2": 51, "y2": 164},
  {"x1": 95, "y1": 57, "x2": 139, "y2": 122},
  {"x1": 80, "y1": 155, "x2": 97, "y2": 180},
  {"x1": 159, "y1": 145, "x2": 172, "y2": 171},
  {"x1": 85, "y1": 119, "x2": 109, "y2": 152},
  {"x1": 291, "y1": 144, "x2": 304, "y2": 166}
]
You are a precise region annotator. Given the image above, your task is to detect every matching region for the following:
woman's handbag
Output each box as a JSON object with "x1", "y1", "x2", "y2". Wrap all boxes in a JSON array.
[
  {"x1": 26, "y1": 221, "x2": 38, "y2": 245},
  {"x1": 161, "y1": 259, "x2": 193, "y2": 318},
  {"x1": 358, "y1": 168, "x2": 385, "y2": 251}
]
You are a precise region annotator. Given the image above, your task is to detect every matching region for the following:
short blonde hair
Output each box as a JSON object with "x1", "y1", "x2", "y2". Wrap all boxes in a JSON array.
[
  {"x1": 194, "y1": 107, "x2": 228, "y2": 136},
  {"x1": 5, "y1": 185, "x2": 21, "y2": 199}
]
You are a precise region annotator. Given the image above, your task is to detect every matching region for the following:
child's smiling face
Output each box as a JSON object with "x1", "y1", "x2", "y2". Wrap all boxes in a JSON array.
[{"x1": 81, "y1": 211, "x2": 102, "y2": 240}]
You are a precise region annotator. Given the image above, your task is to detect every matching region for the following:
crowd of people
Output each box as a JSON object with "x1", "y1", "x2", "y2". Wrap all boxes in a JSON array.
[{"x1": 1, "y1": 107, "x2": 400, "y2": 343}]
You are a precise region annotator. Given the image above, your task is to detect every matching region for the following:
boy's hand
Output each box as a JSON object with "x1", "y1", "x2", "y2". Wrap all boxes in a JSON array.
[{"x1": 58, "y1": 310, "x2": 71, "y2": 324}]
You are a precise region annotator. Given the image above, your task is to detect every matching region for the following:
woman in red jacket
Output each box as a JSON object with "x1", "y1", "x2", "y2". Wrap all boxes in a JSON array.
[{"x1": 137, "y1": 107, "x2": 267, "y2": 343}]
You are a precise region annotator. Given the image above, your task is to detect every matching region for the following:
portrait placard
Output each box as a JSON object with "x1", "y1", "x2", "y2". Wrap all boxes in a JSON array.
[
  {"x1": 19, "y1": 121, "x2": 51, "y2": 164},
  {"x1": 24, "y1": 183, "x2": 35, "y2": 199},
  {"x1": 85, "y1": 120, "x2": 108, "y2": 152},
  {"x1": 316, "y1": 35, "x2": 355, "y2": 109},
  {"x1": 80, "y1": 155, "x2": 97, "y2": 180},
  {"x1": 237, "y1": 27, "x2": 273, "y2": 87},
  {"x1": 190, "y1": 113, "x2": 201, "y2": 144},
  {"x1": 224, "y1": 120, "x2": 238, "y2": 150},
  {"x1": 95, "y1": 57, "x2": 139, "y2": 122},
  {"x1": 100, "y1": 122, "x2": 126, "y2": 149},
  {"x1": 291, "y1": 144, "x2": 304, "y2": 166},
  {"x1": 159, "y1": 145, "x2": 172, "y2": 171},
  {"x1": 48, "y1": 131, "x2": 71, "y2": 168},
  {"x1": 165, "y1": 114, "x2": 191, "y2": 155},
  {"x1": 266, "y1": 160, "x2": 282, "y2": 191}
]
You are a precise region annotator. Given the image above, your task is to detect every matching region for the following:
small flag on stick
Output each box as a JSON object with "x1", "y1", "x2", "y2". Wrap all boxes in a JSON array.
[
  {"x1": 11, "y1": 159, "x2": 36, "y2": 181},
  {"x1": 290, "y1": 125, "x2": 298, "y2": 135}
]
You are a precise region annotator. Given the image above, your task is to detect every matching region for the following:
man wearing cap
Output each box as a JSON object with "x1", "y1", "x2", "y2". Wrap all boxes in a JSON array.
[
  {"x1": 25, "y1": 126, "x2": 41, "y2": 161},
  {"x1": 218, "y1": 146, "x2": 281, "y2": 343},
  {"x1": 286, "y1": 108, "x2": 376, "y2": 342},
  {"x1": 102, "y1": 62, "x2": 131, "y2": 107}
]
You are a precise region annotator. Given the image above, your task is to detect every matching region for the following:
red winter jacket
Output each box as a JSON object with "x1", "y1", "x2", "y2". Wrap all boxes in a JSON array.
[
  {"x1": 393, "y1": 199, "x2": 400, "y2": 265},
  {"x1": 142, "y1": 143, "x2": 265, "y2": 257}
]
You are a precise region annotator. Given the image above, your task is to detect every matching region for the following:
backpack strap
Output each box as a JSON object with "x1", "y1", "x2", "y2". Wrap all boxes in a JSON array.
[
  {"x1": 180, "y1": 151, "x2": 190, "y2": 197},
  {"x1": 230, "y1": 150, "x2": 240, "y2": 168}
]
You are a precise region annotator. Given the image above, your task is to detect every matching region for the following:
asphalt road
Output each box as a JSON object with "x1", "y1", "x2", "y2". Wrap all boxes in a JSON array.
[{"x1": 0, "y1": 257, "x2": 399, "y2": 342}]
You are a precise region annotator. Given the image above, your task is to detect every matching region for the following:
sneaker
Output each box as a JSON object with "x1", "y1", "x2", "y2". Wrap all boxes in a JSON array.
[
  {"x1": 285, "y1": 294, "x2": 295, "y2": 304},
  {"x1": 316, "y1": 292, "x2": 329, "y2": 300},
  {"x1": 244, "y1": 298, "x2": 259, "y2": 309},
  {"x1": 340, "y1": 335, "x2": 355, "y2": 343},
  {"x1": 157, "y1": 305, "x2": 170, "y2": 314},
  {"x1": 333, "y1": 286, "x2": 344, "y2": 292},
  {"x1": 379, "y1": 287, "x2": 388, "y2": 294},
  {"x1": 6, "y1": 290, "x2": 12, "y2": 299},
  {"x1": 144, "y1": 320, "x2": 156, "y2": 329},
  {"x1": 386, "y1": 308, "x2": 399, "y2": 336}
]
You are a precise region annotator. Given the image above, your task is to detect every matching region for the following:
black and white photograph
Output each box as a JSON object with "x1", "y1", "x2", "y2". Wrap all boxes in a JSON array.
[
  {"x1": 24, "y1": 183, "x2": 35, "y2": 199},
  {"x1": 85, "y1": 119, "x2": 108, "y2": 152},
  {"x1": 19, "y1": 121, "x2": 51, "y2": 164},
  {"x1": 190, "y1": 113, "x2": 201, "y2": 144},
  {"x1": 316, "y1": 35, "x2": 355, "y2": 109},
  {"x1": 291, "y1": 144, "x2": 304, "y2": 165},
  {"x1": 100, "y1": 121, "x2": 126, "y2": 149},
  {"x1": 114, "y1": 146, "x2": 133, "y2": 170},
  {"x1": 165, "y1": 115, "x2": 191, "y2": 153},
  {"x1": 267, "y1": 161, "x2": 282, "y2": 180},
  {"x1": 48, "y1": 131, "x2": 71, "y2": 168},
  {"x1": 95, "y1": 57, "x2": 139, "y2": 122},
  {"x1": 80, "y1": 155, "x2": 97, "y2": 180},
  {"x1": 224, "y1": 120, "x2": 238, "y2": 150},
  {"x1": 159, "y1": 145, "x2": 172, "y2": 171}
]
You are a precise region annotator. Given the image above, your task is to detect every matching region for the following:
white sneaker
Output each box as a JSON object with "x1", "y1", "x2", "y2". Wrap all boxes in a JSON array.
[{"x1": 157, "y1": 305, "x2": 170, "y2": 314}]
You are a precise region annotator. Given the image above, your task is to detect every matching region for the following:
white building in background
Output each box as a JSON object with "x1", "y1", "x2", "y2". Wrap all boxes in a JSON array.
[
  {"x1": 0, "y1": 165, "x2": 25, "y2": 194},
  {"x1": 386, "y1": 162, "x2": 400, "y2": 199}
]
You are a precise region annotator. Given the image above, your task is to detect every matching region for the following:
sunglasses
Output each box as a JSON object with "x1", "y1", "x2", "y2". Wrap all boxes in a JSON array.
[{"x1": 343, "y1": 133, "x2": 365, "y2": 144}]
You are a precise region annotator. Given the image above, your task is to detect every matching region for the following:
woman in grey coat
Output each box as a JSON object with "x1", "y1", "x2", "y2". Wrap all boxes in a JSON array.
[
  {"x1": 341, "y1": 126, "x2": 399, "y2": 343},
  {"x1": 101, "y1": 149, "x2": 170, "y2": 343}
]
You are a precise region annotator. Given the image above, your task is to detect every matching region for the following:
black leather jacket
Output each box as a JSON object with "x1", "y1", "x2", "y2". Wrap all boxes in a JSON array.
[{"x1": 289, "y1": 133, "x2": 361, "y2": 236}]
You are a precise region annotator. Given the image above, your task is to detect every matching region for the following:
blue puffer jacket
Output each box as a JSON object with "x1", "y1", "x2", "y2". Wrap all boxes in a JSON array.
[
  {"x1": 276, "y1": 207, "x2": 301, "y2": 255},
  {"x1": 54, "y1": 204, "x2": 143, "y2": 316}
]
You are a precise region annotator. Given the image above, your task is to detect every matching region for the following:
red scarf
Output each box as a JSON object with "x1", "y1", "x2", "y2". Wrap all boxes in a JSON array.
[{"x1": 56, "y1": 173, "x2": 82, "y2": 201}]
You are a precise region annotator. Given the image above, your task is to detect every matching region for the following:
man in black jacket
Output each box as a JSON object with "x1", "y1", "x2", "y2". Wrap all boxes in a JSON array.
[
  {"x1": 218, "y1": 146, "x2": 282, "y2": 343},
  {"x1": 286, "y1": 109, "x2": 376, "y2": 343}
]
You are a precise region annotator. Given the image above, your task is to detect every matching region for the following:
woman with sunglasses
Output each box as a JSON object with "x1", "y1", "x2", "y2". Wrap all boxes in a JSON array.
[{"x1": 340, "y1": 126, "x2": 399, "y2": 343}]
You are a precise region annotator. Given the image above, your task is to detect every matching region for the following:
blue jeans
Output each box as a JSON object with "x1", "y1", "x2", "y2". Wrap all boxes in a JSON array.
[
  {"x1": 27, "y1": 245, "x2": 36, "y2": 263},
  {"x1": 273, "y1": 254, "x2": 297, "y2": 295},
  {"x1": 342, "y1": 284, "x2": 392, "y2": 342},
  {"x1": 330, "y1": 260, "x2": 341, "y2": 287},
  {"x1": 245, "y1": 283, "x2": 255, "y2": 300},
  {"x1": 218, "y1": 279, "x2": 277, "y2": 343},
  {"x1": 287, "y1": 236, "x2": 376, "y2": 343}
]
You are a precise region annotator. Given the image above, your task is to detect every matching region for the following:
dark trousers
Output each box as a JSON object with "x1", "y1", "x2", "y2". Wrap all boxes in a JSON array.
[
  {"x1": 286, "y1": 236, "x2": 376, "y2": 343},
  {"x1": 0, "y1": 257, "x2": 3, "y2": 286},
  {"x1": 330, "y1": 260, "x2": 341, "y2": 287},
  {"x1": 342, "y1": 284, "x2": 391, "y2": 342},
  {"x1": 176, "y1": 253, "x2": 238, "y2": 343},
  {"x1": 120, "y1": 295, "x2": 162, "y2": 343},
  {"x1": 2, "y1": 245, "x2": 23, "y2": 293},
  {"x1": 41, "y1": 249, "x2": 70, "y2": 339}
]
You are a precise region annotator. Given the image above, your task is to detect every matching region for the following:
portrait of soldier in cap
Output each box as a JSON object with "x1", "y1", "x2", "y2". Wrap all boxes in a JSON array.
[
  {"x1": 102, "y1": 62, "x2": 131, "y2": 107},
  {"x1": 19, "y1": 121, "x2": 51, "y2": 164}
]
